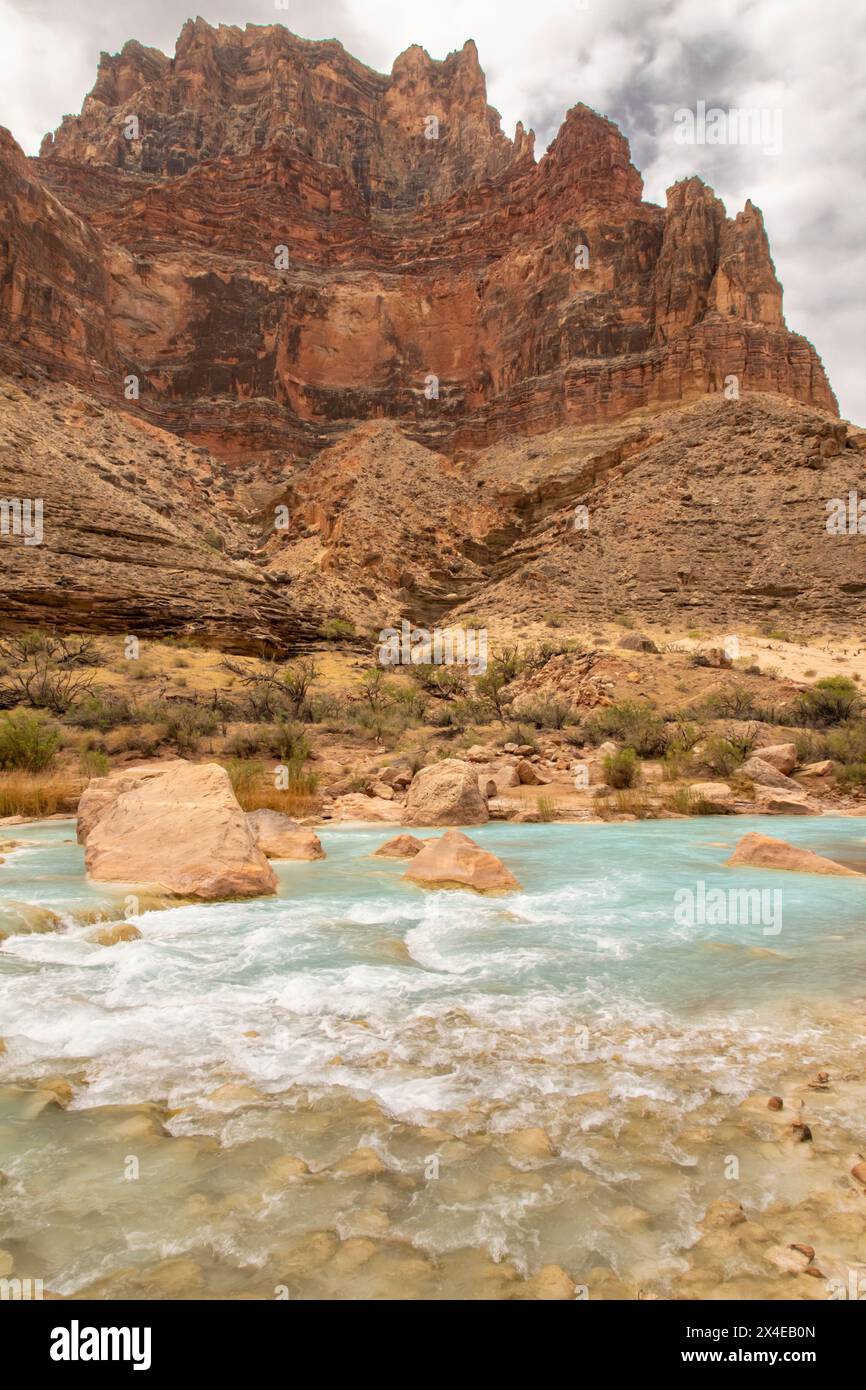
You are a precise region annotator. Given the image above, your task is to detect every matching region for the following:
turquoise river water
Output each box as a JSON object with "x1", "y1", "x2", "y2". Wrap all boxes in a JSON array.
[{"x1": 1, "y1": 817, "x2": 865, "y2": 1300}]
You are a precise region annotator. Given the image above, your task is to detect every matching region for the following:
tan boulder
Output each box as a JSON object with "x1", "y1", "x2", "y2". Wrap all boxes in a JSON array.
[
  {"x1": 464, "y1": 744, "x2": 498, "y2": 763},
  {"x1": 800, "y1": 759, "x2": 834, "y2": 777},
  {"x1": 247, "y1": 809, "x2": 325, "y2": 860},
  {"x1": 688, "y1": 781, "x2": 734, "y2": 812},
  {"x1": 0, "y1": 901, "x2": 63, "y2": 935},
  {"x1": 754, "y1": 787, "x2": 820, "y2": 815},
  {"x1": 369, "y1": 781, "x2": 396, "y2": 800},
  {"x1": 378, "y1": 763, "x2": 413, "y2": 789},
  {"x1": 77, "y1": 761, "x2": 277, "y2": 899},
  {"x1": 402, "y1": 759, "x2": 488, "y2": 827},
  {"x1": 755, "y1": 743, "x2": 798, "y2": 775},
  {"x1": 403, "y1": 828, "x2": 520, "y2": 894},
  {"x1": 726, "y1": 832, "x2": 862, "y2": 876},
  {"x1": 86, "y1": 922, "x2": 142, "y2": 946},
  {"x1": 516, "y1": 759, "x2": 549, "y2": 786},
  {"x1": 740, "y1": 756, "x2": 801, "y2": 789},
  {"x1": 372, "y1": 834, "x2": 426, "y2": 859},
  {"x1": 327, "y1": 793, "x2": 403, "y2": 823}
]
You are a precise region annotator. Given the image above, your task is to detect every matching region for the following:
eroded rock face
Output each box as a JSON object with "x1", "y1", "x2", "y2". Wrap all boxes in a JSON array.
[
  {"x1": 0, "y1": 377, "x2": 319, "y2": 652},
  {"x1": 403, "y1": 828, "x2": 520, "y2": 893},
  {"x1": 0, "y1": 18, "x2": 835, "y2": 477},
  {"x1": 726, "y1": 832, "x2": 861, "y2": 876},
  {"x1": 77, "y1": 761, "x2": 278, "y2": 898},
  {"x1": 402, "y1": 759, "x2": 489, "y2": 826},
  {"x1": 0, "y1": 21, "x2": 852, "y2": 645}
]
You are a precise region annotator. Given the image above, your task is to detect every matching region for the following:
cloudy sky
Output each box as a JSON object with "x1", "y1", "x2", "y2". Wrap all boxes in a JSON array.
[{"x1": 1, "y1": 0, "x2": 863, "y2": 420}]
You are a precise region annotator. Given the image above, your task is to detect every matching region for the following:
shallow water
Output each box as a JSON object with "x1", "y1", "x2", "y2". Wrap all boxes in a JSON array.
[{"x1": 1, "y1": 817, "x2": 865, "y2": 1299}]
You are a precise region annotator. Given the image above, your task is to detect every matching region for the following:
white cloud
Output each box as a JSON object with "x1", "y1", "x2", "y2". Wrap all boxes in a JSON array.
[{"x1": 1, "y1": 0, "x2": 863, "y2": 420}]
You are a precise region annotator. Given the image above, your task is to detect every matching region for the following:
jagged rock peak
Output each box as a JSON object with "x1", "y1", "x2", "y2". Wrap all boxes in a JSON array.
[{"x1": 40, "y1": 19, "x2": 528, "y2": 210}]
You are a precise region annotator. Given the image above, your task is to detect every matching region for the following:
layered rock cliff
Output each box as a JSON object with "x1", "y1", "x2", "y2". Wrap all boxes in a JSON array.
[
  {"x1": 0, "y1": 19, "x2": 853, "y2": 647},
  {"x1": 0, "y1": 18, "x2": 836, "y2": 474}
]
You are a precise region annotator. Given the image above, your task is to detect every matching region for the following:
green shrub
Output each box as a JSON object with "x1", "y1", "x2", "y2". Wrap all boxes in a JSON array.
[
  {"x1": 661, "y1": 748, "x2": 695, "y2": 780},
  {"x1": 155, "y1": 704, "x2": 219, "y2": 754},
  {"x1": 225, "y1": 722, "x2": 311, "y2": 763},
  {"x1": 826, "y1": 720, "x2": 866, "y2": 766},
  {"x1": 319, "y1": 617, "x2": 356, "y2": 640},
  {"x1": 517, "y1": 699, "x2": 576, "y2": 730},
  {"x1": 0, "y1": 712, "x2": 61, "y2": 772},
  {"x1": 65, "y1": 693, "x2": 134, "y2": 731},
  {"x1": 536, "y1": 794, "x2": 557, "y2": 821},
  {"x1": 704, "y1": 685, "x2": 758, "y2": 720},
  {"x1": 225, "y1": 759, "x2": 265, "y2": 798},
  {"x1": 667, "y1": 719, "x2": 702, "y2": 752},
  {"x1": 584, "y1": 701, "x2": 669, "y2": 757},
  {"x1": 603, "y1": 747, "x2": 642, "y2": 789},
  {"x1": 700, "y1": 736, "x2": 746, "y2": 777},
  {"x1": 79, "y1": 748, "x2": 110, "y2": 779},
  {"x1": 505, "y1": 724, "x2": 539, "y2": 751},
  {"x1": 794, "y1": 730, "x2": 830, "y2": 764},
  {"x1": 791, "y1": 677, "x2": 861, "y2": 728}
]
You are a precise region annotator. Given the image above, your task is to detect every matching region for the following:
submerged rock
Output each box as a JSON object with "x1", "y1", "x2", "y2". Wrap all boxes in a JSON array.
[
  {"x1": 403, "y1": 828, "x2": 520, "y2": 894},
  {"x1": 86, "y1": 922, "x2": 142, "y2": 946},
  {"x1": 0, "y1": 901, "x2": 63, "y2": 936},
  {"x1": 372, "y1": 833, "x2": 426, "y2": 858},
  {"x1": 247, "y1": 808, "x2": 325, "y2": 860},
  {"x1": 503, "y1": 1126, "x2": 555, "y2": 1160},
  {"x1": 77, "y1": 760, "x2": 277, "y2": 900},
  {"x1": 726, "y1": 832, "x2": 863, "y2": 876},
  {"x1": 401, "y1": 759, "x2": 488, "y2": 827}
]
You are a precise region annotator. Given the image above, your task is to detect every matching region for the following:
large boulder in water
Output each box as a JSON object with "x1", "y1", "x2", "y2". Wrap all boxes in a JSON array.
[
  {"x1": 372, "y1": 833, "x2": 426, "y2": 858},
  {"x1": 77, "y1": 761, "x2": 277, "y2": 899},
  {"x1": 402, "y1": 759, "x2": 488, "y2": 826},
  {"x1": 726, "y1": 832, "x2": 863, "y2": 876},
  {"x1": 403, "y1": 829, "x2": 519, "y2": 893},
  {"x1": 247, "y1": 809, "x2": 324, "y2": 860}
]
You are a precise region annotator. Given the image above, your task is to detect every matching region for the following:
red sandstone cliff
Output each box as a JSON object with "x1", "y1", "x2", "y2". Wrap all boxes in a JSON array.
[{"x1": 0, "y1": 18, "x2": 835, "y2": 475}]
